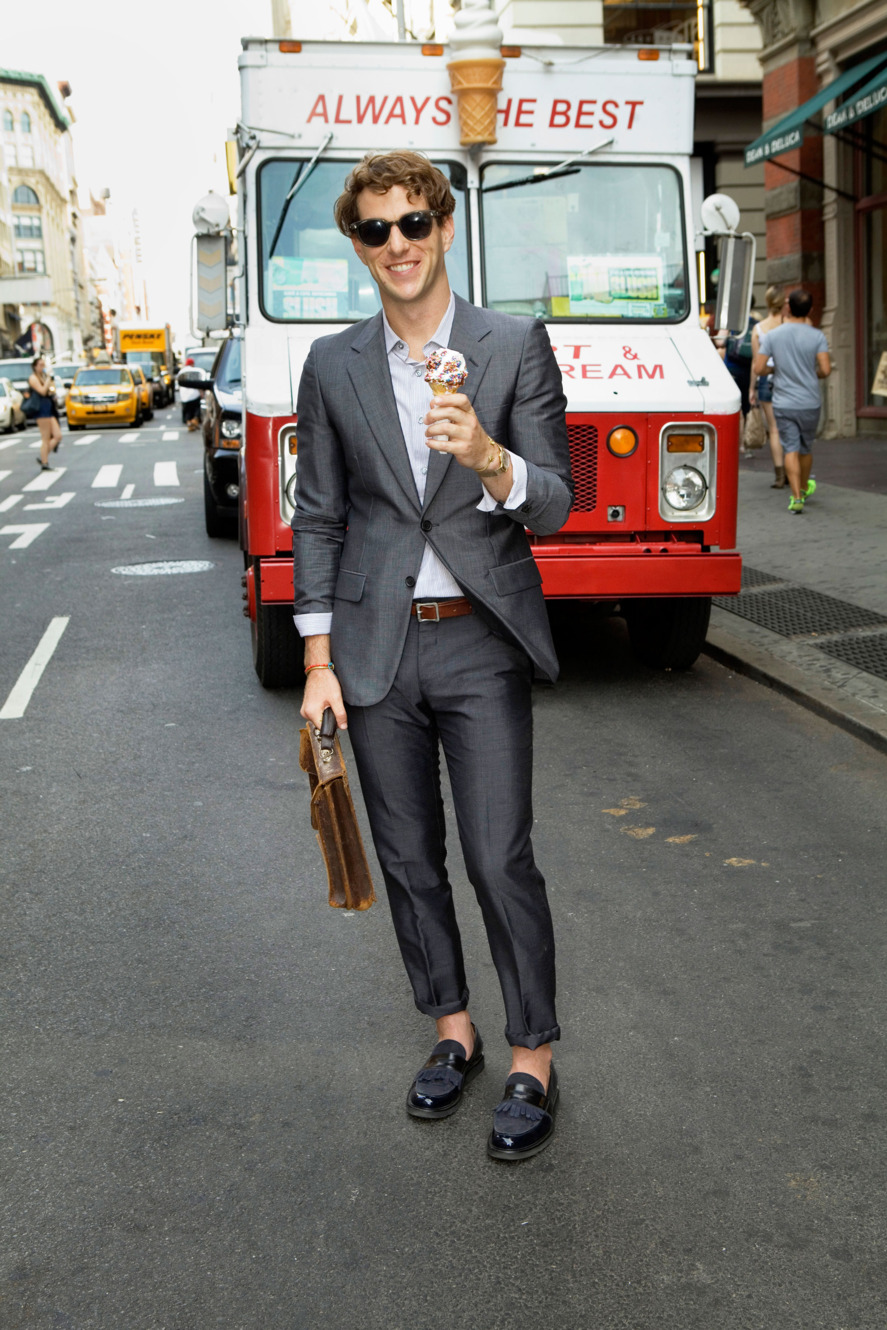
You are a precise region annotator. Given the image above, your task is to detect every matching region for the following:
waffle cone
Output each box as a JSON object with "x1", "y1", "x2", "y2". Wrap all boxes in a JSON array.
[
  {"x1": 430, "y1": 381, "x2": 449, "y2": 395},
  {"x1": 447, "y1": 57, "x2": 505, "y2": 145}
]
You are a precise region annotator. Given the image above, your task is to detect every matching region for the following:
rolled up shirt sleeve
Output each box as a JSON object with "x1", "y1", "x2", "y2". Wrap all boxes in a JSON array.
[
  {"x1": 294, "y1": 611, "x2": 332, "y2": 637},
  {"x1": 475, "y1": 450, "x2": 528, "y2": 513}
]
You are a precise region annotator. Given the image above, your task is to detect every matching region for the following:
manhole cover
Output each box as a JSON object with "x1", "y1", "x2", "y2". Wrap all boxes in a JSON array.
[
  {"x1": 95, "y1": 498, "x2": 185, "y2": 508},
  {"x1": 812, "y1": 630, "x2": 887, "y2": 682},
  {"x1": 112, "y1": 560, "x2": 215, "y2": 576}
]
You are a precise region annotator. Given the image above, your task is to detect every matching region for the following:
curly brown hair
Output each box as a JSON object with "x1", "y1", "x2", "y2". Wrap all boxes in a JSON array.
[{"x1": 334, "y1": 152, "x2": 456, "y2": 236}]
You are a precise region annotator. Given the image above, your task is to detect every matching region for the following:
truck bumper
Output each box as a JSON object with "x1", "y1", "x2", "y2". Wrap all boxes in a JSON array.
[{"x1": 253, "y1": 548, "x2": 742, "y2": 607}]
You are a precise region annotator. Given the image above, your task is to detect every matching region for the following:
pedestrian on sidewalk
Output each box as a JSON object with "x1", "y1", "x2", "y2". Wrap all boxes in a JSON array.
[
  {"x1": 293, "y1": 151, "x2": 572, "y2": 1161},
  {"x1": 749, "y1": 285, "x2": 786, "y2": 487},
  {"x1": 754, "y1": 289, "x2": 831, "y2": 514}
]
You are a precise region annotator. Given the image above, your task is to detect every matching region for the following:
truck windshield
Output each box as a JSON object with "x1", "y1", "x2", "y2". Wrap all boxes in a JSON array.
[
  {"x1": 480, "y1": 163, "x2": 688, "y2": 323},
  {"x1": 258, "y1": 159, "x2": 471, "y2": 322}
]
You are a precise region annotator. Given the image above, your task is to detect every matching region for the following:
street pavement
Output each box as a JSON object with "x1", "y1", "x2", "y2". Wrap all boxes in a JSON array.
[{"x1": 1, "y1": 414, "x2": 886, "y2": 1329}]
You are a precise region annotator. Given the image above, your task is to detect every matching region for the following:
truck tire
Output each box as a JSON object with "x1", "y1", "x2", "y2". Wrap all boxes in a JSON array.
[
  {"x1": 251, "y1": 564, "x2": 300, "y2": 688},
  {"x1": 203, "y1": 469, "x2": 234, "y2": 539},
  {"x1": 624, "y1": 596, "x2": 712, "y2": 671}
]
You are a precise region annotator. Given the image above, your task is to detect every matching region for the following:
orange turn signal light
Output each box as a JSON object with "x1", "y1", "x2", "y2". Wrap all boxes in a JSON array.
[
  {"x1": 666, "y1": 434, "x2": 705, "y2": 453},
  {"x1": 288, "y1": 435, "x2": 298, "y2": 455},
  {"x1": 607, "y1": 426, "x2": 638, "y2": 457},
  {"x1": 278, "y1": 41, "x2": 302, "y2": 53},
  {"x1": 638, "y1": 49, "x2": 660, "y2": 61},
  {"x1": 500, "y1": 46, "x2": 522, "y2": 57},
  {"x1": 422, "y1": 44, "x2": 444, "y2": 55}
]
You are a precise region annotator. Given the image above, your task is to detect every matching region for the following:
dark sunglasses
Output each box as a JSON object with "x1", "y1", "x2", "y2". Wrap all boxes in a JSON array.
[{"x1": 349, "y1": 210, "x2": 442, "y2": 248}]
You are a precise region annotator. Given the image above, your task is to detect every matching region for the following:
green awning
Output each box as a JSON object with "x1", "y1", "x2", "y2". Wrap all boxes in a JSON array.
[
  {"x1": 744, "y1": 50, "x2": 887, "y2": 166},
  {"x1": 825, "y1": 62, "x2": 887, "y2": 133}
]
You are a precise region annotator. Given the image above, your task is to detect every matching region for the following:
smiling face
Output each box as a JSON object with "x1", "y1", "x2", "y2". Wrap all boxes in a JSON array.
[{"x1": 350, "y1": 184, "x2": 454, "y2": 316}]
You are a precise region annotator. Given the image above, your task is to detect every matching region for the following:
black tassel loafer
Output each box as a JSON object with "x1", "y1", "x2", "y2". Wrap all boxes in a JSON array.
[
  {"x1": 406, "y1": 1026, "x2": 485, "y2": 1119},
  {"x1": 487, "y1": 1065, "x2": 559, "y2": 1161}
]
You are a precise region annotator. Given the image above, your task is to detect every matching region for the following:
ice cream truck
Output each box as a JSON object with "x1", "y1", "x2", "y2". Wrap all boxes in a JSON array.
[{"x1": 189, "y1": 29, "x2": 751, "y2": 687}]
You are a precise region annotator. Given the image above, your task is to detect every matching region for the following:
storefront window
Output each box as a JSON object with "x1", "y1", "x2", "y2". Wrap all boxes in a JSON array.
[{"x1": 856, "y1": 107, "x2": 887, "y2": 413}]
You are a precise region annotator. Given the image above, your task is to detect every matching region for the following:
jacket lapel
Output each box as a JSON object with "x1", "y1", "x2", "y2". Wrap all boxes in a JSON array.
[
  {"x1": 423, "y1": 295, "x2": 494, "y2": 511},
  {"x1": 346, "y1": 316, "x2": 420, "y2": 511}
]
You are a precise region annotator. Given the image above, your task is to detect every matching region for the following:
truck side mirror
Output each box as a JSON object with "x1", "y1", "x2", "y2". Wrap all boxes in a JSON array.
[
  {"x1": 714, "y1": 234, "x2": 755, "y2": 335},
  {"x1": 193, "y1": 233, "x2": 228, "y2": 335}
]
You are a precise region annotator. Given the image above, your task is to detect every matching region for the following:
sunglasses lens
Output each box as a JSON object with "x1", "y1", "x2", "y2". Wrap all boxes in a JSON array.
[
  {"x1": 399, "y1": 212, "x2": 434, "y2": 241},
  {"x1": 355, "y1": 219, "x2": 391, "y2": 247}
]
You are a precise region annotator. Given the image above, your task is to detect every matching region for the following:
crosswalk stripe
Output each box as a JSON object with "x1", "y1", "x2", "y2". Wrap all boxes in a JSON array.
[
  {"x1": 0, "y1": 438, "x2": 20, "y2": 452},
  {"x1": 73, "y1": 433, "x2": 99, "y2": 446},
  {"x1": 23, "y1": 467, "x2": 66, "y2": 492},
  {"x1": 0, "y1": 469, "x2": 11, "y2": 483},
  {"x1": 92, "y1": 464, "x2": 123, "y2": 488},
  {"x1": 161, "y1": 431, "x2": 179, "y2": 441},
  {"x1": 153, "y1": 461, "x2": 179, "y2": 486},
  {"x1": 119, "y1": 432, "x2": 140, "y2": 442}
]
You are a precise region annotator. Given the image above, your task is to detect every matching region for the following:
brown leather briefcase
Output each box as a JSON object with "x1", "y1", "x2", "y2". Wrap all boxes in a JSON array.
[{"x1": 299, "y1": 708, "x2": 376, "y2": 911}]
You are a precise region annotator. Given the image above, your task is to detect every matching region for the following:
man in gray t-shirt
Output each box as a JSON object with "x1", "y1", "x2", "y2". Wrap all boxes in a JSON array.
[{"x1": 755, "y1": 288, "x2": 831, "y2": 514}]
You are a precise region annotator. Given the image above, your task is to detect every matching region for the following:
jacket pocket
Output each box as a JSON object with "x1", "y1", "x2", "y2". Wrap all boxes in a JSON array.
[
  {"x1": 334, "y1": 568, "x2": 366, "y2": 603},
  {"x1": 489, "y1": 555, "x2": 542, "y2": 597}
]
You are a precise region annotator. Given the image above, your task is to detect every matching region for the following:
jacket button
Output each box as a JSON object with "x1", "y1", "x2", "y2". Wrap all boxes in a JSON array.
[
  {"x1": 405, "y1": 576, "x2": 416, "y2": 588},
  {"x1": 421, "y1": 519, "x2": 432, "y2": 531}
]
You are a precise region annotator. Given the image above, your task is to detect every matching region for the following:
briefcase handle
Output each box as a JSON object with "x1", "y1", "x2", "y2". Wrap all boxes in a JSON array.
[{"x1": 318, "y1": 707, "x2": 337, "y2": 763}]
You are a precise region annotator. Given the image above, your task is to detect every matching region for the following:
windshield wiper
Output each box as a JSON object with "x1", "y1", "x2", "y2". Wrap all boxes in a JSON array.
[
  {"x1": 268, "y1": 131, "x2": 333, "y2": 258},
  {"x1": 481, "y1": 135, "x2": 614, "y2": 193}
]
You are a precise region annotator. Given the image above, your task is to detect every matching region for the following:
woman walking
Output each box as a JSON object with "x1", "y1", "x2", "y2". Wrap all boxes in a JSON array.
[
  {"x1": 750, "y1": 287, "x2": 786, "y2": 487},
  {"x1": 28, "y1": 357, "x2": 62, "y2": 470}
]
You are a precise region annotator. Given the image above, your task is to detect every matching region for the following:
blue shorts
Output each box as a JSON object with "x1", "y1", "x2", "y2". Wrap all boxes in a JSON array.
[
  {"x1": 756, "y1": 375, "x2": 773, "y2": 403},
  {"x1": 773, "y1": 408, "x2": 820, "y2": 455}
]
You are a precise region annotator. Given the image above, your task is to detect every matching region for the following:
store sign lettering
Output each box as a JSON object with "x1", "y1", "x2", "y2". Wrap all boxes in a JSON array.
[{"x1": 308, "y1": 94, "x2": 453, "y2": 126}]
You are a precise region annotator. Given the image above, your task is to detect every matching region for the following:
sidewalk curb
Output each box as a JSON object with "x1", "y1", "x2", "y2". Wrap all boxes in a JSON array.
[{"x1": 703, "y1": 623, "x2": 887, "y2": 757}]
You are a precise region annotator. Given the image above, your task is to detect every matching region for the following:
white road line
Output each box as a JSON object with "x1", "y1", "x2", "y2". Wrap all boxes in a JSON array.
[
  {"x1": 119, "y1": 432, "x2": 140, "y2": 442},
  {"x1": 121, "y1": 483, "x2": 135, "y2": 499},
  {"x1": 29, "y1": 440, "x2": 41, "y2": 449},
  {"x1": 161, "y1": 431, "x2": 179, "y2": 441},
  {"x1": 0, "y1": 616, "x2": 69, "y2": 720},
  {"x1": 0, "y1": 439, "x2": 20, "y2": 451},
  {"x1": 0, "y1": 494, "x2": 23, "y2": 512},
  {"x1": 25, "y1": 492, "x2": 74, "y2": 510},
  {"x1": 0, "y1": 523, "x2": 50, "y2": 549},
  {"x1": 153, "y1": 461, "x2": 179, "y2": 487},
  {"x1": 92, "y1": 464, "x2": 123, "y2": 488},
  {"x1": 72, "y1": 433, "x2": 100, "y2": 446},
  {"x1": 0, "y1": 469, "x2": 11, "y2": 483},
  {"x1": 23, "y1": 467, "x2": 66, "y2": 493}
]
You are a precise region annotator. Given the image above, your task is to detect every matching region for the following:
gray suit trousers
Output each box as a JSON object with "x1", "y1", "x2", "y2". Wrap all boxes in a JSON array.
[{"x1": 345, "y1": 611, "x2": 559, "y2": 1050}]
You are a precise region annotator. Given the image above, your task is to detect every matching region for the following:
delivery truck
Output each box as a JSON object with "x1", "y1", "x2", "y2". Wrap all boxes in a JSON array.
[{"x1": 118, "y1": 322, "x2": 176, "y2": 406}]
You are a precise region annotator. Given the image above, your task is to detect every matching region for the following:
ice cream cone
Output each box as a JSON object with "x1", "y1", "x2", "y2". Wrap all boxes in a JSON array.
[{"x1": 447, "y1": 57, "x2": 505, "y2": 146}]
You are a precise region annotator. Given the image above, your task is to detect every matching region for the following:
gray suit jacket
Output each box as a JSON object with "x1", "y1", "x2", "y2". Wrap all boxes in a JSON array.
[{"x1": 292, "y1": 293, "x2": 573, "y2": 706}]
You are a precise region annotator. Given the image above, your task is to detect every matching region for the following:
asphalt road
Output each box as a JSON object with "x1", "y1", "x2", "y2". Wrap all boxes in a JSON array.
[{"x1": 2, "y1": 411, "x2": 886, "y2": 1329}]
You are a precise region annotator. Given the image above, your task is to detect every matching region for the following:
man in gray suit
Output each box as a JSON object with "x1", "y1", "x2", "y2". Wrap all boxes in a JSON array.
[{"x1": 293, "y1": 151, "x2": 572, "y2": 1160}]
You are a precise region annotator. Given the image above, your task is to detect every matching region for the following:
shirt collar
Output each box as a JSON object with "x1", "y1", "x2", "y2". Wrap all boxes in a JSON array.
[{"x1": 382, "y1": 291, "x2": 456, "y2": 362}]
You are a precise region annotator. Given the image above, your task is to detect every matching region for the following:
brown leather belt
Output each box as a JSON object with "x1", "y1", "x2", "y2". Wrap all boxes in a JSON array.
[{"x1": 411, "y1": 597, "x2": 473, "y2": 622}]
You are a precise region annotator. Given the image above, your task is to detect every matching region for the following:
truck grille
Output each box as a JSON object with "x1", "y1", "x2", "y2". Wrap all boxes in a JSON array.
[{"x1": 567, "y1": 423, "x2": 598, "y2": 512}]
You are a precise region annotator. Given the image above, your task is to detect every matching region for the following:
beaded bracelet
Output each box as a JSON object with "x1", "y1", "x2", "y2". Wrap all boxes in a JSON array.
[{"x1": 305, "y1": 662, "x2": 335, "y2": 675}]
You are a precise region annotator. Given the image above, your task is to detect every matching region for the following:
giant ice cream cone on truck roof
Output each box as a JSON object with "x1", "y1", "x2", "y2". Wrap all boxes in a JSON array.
[{"x1": 447, "y1": 0, "x2": 505, "y2": 146}]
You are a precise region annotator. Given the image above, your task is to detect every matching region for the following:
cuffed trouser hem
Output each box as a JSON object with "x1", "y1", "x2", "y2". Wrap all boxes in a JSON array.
[
  {"x1": 413, "y1": 990, "x2": 471, "y2": 1020},
  {"x1": 506, "y1": 1024, "x2": 561, "y2": 1050}
]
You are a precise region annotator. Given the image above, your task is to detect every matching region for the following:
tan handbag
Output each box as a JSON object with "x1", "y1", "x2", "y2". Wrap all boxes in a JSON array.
[
  {"x1": 744, "y1": 405, "x2": 766, "y2": 451},
  {"x1": 299, "y1": 708, "x2": 376, "y2": 910}
]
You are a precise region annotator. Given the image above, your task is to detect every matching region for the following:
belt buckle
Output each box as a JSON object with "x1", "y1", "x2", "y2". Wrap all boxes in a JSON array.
[{"x1": 415, "y1": 601, "x2": 440, "y2": 622}]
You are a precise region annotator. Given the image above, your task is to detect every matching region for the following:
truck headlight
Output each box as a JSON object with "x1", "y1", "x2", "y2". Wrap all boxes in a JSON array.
[
  {"x1": 220, "y1": 417, "x2": 241, "y2": 440},
  {"x1": 663, "y1": 465, "x2": 707, "y2": 511},
  {"x1": 285, "y1": 468, "x2": 298, "y2": 508}
]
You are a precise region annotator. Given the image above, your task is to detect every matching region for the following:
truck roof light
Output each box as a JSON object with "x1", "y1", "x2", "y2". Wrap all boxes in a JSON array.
[
  {"x1": 501, "y1": 46, "x2": 521, "y2": 57},
  {"x1": 607, "y1": 426, "x2": 638, "y2": 457},
  {"x1": 667, "y1": 433, "x2": 705, "y2": 452},
  {"x1": 637, "y1": 49, "x2": 660, "y2": 61},
  {"x1": 279, "y1": 41, "x2": 302, "y2": 53},
  {"x1": 422, "y1": 44, "x2": 444, "y2": 55}
]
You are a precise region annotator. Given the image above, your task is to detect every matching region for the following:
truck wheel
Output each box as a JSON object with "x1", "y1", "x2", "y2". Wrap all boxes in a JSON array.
[
  {"x1": 624, "y1": 596, "x2": 712, "y2": 671},
  {"x1": 250, "y1": 565, "x2": 300, "y2": 688}
]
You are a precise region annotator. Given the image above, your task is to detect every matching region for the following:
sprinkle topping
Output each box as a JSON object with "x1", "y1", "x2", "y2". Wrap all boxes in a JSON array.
[{"x1": 425, "y1": 348, "x2": 468, "y2": 389}]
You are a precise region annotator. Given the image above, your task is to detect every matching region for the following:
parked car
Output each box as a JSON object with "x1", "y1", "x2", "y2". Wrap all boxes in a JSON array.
[
  {"x1": 66, "y1": 365, "x2": 144, "y2": 429},
  {"x1": 129, "y1": 363, "x2": 155, "y2": 420},
  {"x1": 0, "y1": 377, "x2": 26, "y2": 432},
  {"x1": 0, "y1": 357, "x2": 33, "y2": 409},
  {"x1": 199, "y1": 335, "x2": 242, "y2": 538}
]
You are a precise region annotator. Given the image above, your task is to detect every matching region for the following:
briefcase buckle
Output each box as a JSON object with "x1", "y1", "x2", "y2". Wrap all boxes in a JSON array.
[{"x1": 415, "y1": 601, "x2": 440, "y2": 622}]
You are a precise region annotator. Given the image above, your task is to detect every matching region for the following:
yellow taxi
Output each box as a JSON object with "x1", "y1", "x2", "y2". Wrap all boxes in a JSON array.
[
  {"x1": 129, "y1": 364, "x2": 155, "y2": 420},
  {"x1": 66, "y1": 365, "x2": 144, "y2": 429}
]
